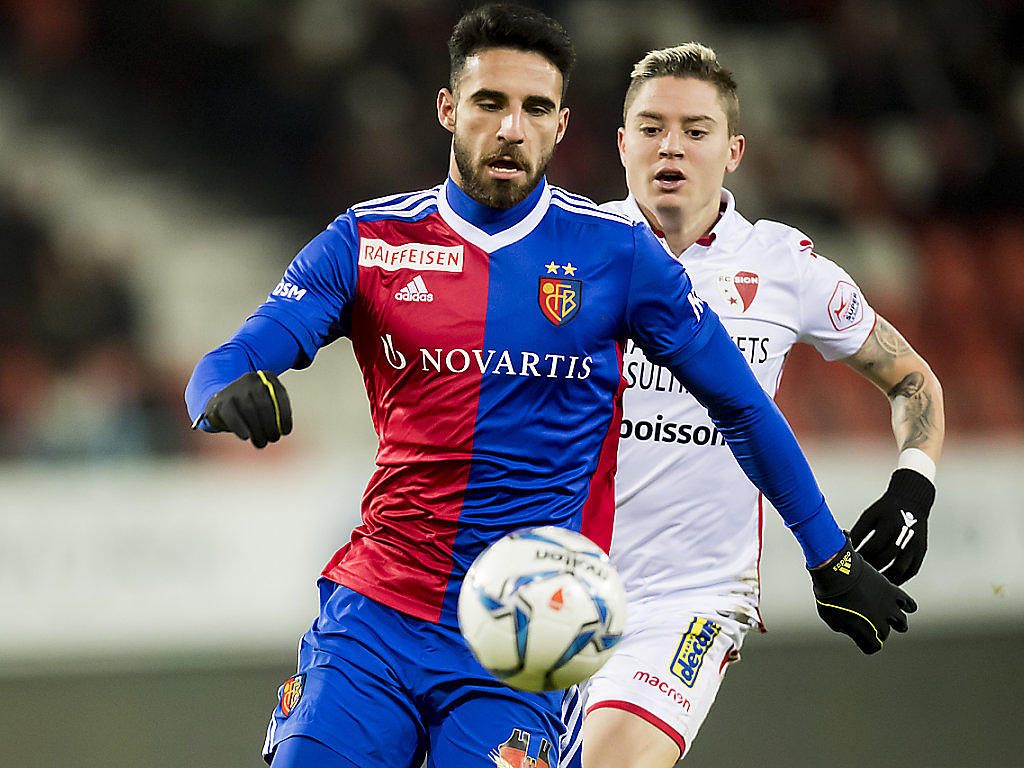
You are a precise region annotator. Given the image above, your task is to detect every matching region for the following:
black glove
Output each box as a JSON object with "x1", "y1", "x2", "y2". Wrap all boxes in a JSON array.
[
  {"x1": 850, "y1": 468, "x2": 936, "y2": 585},
  {"x1": 809, "y1": 535, "x2": 917, "y2": 654},
  {"x1": 198, "y1": 371, "x2": 292, "y2": 449}
]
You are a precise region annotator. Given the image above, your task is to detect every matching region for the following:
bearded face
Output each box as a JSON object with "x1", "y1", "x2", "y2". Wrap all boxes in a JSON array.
[
  {"x1": 452, "y1": 135, "x2": 554, "y2": 209},
  {"x1": 439, "y1": 48, "x2": 569, "y2": 210}
]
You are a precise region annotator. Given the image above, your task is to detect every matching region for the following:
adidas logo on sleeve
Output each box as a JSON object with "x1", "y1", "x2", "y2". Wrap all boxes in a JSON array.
[{"x1": 395, "y1": 275, "x2": 434, "y2": 303}]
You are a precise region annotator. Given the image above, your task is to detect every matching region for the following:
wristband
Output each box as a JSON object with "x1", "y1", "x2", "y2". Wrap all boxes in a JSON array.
[{"x1": 896, "y1": 448, "x2": 936, "y2": 483}]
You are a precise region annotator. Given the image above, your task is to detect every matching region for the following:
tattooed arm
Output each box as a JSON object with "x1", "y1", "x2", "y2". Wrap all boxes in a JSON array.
[
  {"x1": 842, "y1": 314, "x2": 944, "y2": 583},
  {"x1": 842, "y1": 315, "x2": 945, "y2": 462}
]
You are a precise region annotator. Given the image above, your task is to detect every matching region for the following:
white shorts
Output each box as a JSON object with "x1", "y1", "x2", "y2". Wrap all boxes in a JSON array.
[{"x1": 583, "y1": 607, "x2": 747, "y2": 758}]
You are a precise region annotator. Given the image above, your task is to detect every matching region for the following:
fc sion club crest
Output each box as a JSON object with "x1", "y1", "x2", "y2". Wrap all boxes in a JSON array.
[
  {"x1": 718, "y1": 270, "x2": 759, "y2": 312},
  {"x1": 538, "y1": 277, "x2": 582, "y2": 326}
]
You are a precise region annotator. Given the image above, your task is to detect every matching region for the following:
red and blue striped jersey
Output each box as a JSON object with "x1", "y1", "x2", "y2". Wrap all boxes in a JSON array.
[{"x1": 186, "y1": 177, "x2": 843, "y2": 625}]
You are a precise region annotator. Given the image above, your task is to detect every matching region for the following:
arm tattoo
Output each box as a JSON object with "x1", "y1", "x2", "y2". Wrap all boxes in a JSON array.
[
  {"x1": 872, "y1": 319, "x2": 912, "y2": 358},
  {"x1": 887, "y1": 372, "x2": 924, "y2": 399},
  {"x1": 888, "y1": 372, "x2": 937, "y2": 451}
]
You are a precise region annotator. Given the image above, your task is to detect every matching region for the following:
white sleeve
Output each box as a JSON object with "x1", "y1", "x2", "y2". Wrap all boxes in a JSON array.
[{"x1": 794, "y1": 236, "x2": 877, "y2": 361}]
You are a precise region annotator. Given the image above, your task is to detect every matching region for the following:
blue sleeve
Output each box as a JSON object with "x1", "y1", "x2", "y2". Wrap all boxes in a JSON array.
[
  {"x1": 668, "y1": 322, "x2": 845, "y2": 566},
  {"x1": 624, "y1": 224, "x2": 717, "y2": 365},
  {"x1": 184, "y1": 212, "x2": 359, "y2": 429},
  {"x1": 625, "y1": 224, "x2": 843, "y2": 566},
  {"x1": 252, "y1": 212, "x2": 359, "y2": 362}
]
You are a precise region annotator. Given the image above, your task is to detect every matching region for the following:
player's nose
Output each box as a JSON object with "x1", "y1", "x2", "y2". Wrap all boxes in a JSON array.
[
  {"x1": 658, "y1": 130, "x2": 684, "y2": 158},
  {"x1": 498, "y1": 109, "x2": 525, "y2": 144}
]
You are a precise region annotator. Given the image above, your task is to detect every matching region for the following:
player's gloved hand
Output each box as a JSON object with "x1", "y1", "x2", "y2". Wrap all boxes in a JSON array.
[
  {"x1": 199, "y1": 371, "x2": 292, "y2": 449},
  {"x1": 809, "y1": 535, "x2": 916, "y2": 654},
  {"x1": 850, "y1": 468, "x2": 936, "y2": 585}
]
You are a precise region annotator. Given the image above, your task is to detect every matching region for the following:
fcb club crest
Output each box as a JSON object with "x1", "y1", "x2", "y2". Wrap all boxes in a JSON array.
[
  {"x1": 279, "y1": 673, "x2": 305, "y2": 718},
  {"x1": 717, "y1": 270, "x2": 759, "y2": 312},
  {"x1": 489, "y1": 728, "x2": 551, "y2": 768},
  {"x1": 538, "y1": 277, "x2": 582, "y2": 326}
]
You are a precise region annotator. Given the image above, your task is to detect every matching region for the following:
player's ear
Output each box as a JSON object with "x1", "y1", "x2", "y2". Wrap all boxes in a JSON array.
[
  {"x1": 617, "y1": 127, "x2": 627, "y2": 168},
  {"x1": 726, "y1": 133, "x2": 745, "y2": 173},
  {"x1": 438, "y1": 88, "x2": 457, "y2": 134},
  {"x1": 554, "y1": 107, "x2": 570, "y2": 144}
]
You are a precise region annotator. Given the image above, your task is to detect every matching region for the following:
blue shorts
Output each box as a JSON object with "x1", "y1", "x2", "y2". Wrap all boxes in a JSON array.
[{"x1": 263, "y1": 580, "x2": 579, "y2": 768}]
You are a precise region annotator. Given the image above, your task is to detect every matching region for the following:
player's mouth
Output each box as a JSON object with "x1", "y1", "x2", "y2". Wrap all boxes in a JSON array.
[
  {"x1": 653, "y1": 168, "x2": 686, "y2": 191},
  {"x1": 485, "y1": 155, "x2": 528, "y2": 181}
]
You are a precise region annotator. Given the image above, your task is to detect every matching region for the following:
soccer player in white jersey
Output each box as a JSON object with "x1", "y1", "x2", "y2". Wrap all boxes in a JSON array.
[{"x1": 579, "y1": 44, "x2": 946, "y2": 767}]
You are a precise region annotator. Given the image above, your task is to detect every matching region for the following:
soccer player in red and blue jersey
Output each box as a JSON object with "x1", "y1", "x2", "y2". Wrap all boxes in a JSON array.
[{"x1": 185, "y1": 5, "x2": 916, "y2": 767}]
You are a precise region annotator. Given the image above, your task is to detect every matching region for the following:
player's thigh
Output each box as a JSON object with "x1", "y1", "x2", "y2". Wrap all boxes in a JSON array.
[
  {"x1": 271, "y1": 735, "x2": 352, "y2": 768},
  {"x1": 427, "y1": 683, "x2": 564, "y2": 768},
  {"x1": 264, "y1": 585, "x2": 427, "y2": 767},
  {"x1": 583, "y1": 707, "x2": 681, "y2": 768},
  {"x1": 583, "y1": 613, "x2": 743, "y2": 763}
]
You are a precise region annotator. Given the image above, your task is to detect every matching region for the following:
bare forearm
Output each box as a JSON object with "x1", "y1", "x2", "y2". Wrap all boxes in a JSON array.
[
  {"x1": 887, "y1": 369, "x2": 944, "y2": 462},
  {"x1": 845, "y1": 316, "x2": 945, "y2": 463}
]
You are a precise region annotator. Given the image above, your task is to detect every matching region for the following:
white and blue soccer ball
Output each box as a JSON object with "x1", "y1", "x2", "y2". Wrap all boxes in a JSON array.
[{"x1": 458, "y1": 526, "x2": 627, "y2": 692}]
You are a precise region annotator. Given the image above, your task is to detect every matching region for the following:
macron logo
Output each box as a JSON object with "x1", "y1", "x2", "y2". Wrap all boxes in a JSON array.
[{"x1": 395, "y1": 275, "x2": 434, "y2": 303}]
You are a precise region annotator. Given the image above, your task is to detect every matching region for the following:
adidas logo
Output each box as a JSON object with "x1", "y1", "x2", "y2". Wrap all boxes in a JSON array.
[
  {"x1": 395, "y1": 275, "x2": 434, "y2": 302},
  {"x1": 833, "y1": 551, "x2": 853, "y2": 576}
]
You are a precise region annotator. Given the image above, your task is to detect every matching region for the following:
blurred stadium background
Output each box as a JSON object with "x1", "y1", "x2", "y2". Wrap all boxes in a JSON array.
[{"x1": 1, "y1": 0, "x2": 1021, "y2": 765}]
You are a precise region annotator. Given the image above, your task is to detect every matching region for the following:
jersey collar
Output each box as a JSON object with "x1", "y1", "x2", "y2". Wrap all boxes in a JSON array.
[{"x1": 437, "y1": 176, "x2": 551, "y2": 252}]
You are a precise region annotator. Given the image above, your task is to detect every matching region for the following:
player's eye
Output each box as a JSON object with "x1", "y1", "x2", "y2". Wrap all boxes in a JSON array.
[
  {"x1": 526, "y1": 105, "x2": 551, "y2": 116},
  {"x1": 478, "y1": 102, "x2": 502, "y2": 111},
  {"x1": 687, "y1": 129, "x2": 707, "y2": 139},
  {"x1": 640, "y1": 126, "x2": 660, "y2": 136}
]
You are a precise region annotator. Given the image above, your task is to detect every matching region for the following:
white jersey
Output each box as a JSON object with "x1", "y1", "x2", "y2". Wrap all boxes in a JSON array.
[{"x1": 602, "y1": 192, "x2": 876, "y2": 626}]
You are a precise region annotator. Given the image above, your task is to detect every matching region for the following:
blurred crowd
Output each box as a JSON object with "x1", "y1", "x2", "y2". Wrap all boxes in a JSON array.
[
  {"x1": 1, "y1": 0, "x2": 1022, "y2": 458},
  {"x1": 0, "y1": 196, "x2": 191, "y2": 458}
]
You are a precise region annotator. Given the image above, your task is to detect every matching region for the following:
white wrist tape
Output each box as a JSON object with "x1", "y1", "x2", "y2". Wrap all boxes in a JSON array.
[{"x1": 897, "y1": 448, "x2": 936, "y2": 483}]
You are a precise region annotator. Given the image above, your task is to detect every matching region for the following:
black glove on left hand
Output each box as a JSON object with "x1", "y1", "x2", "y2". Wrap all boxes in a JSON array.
[
  {"x1": 850, "y1": 468, "x2": 936, "y2": 585},
  {"x1": 810, "y1": 535, "x2": 917, "y2": 654},
  {"x1": 197, "y1": 370, "x2": 292, "y2": 449}
]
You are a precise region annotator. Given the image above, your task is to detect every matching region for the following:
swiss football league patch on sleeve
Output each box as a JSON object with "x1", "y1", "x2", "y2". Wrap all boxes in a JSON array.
[
  {"x1": 827, "y1": 280, "x2": 864, "y2": 331},
  {"x1": 279, "y1": 673, "x2": 305, "y2": 718}
]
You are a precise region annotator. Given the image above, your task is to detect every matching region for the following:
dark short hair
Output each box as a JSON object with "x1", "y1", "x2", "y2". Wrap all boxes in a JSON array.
[{"x1": 448, "y1": 3, "x2": 575, "y2": 99}]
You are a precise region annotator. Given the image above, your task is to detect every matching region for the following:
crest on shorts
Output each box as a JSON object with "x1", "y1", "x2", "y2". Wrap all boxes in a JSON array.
[
  {"x1": 489, "y1": 728, "x2": 551, "y2": 768},
  {"x1": 718, "y1": 270, "x2": 759, "y2": 312},
  {"x1": 669, "y1": 617, "x2": 721, "y2": 688},
  {"x1": 279, "y1": 673, "x2": 305, "y2": 718},
  {"x1": 538, "y1": 277, "x2": 582, "y2": 326}
]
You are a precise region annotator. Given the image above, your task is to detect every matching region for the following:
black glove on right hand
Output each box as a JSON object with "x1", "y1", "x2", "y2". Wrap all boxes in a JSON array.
[
  {"x1": 199, "y1": 371, "x2": 292, "y2": 449},
  {"x1": 850, "y1": 468, "x2": 936, "y2": 585},
  {"x1": 809, "y1": 535, "x2": 917, "y2": 654}
]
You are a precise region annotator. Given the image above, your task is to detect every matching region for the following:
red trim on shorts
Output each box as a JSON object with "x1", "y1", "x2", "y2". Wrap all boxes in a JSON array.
[
  {"x1": 718, "y1": 644, "x2": 740, "y2": 674},
  {"x1": 586, "y1": 700, "x2": 687, "y2": 757}
]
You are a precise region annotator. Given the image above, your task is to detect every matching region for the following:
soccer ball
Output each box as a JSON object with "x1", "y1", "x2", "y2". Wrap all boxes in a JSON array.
[{"x1": 458, "y1": 526, "x2": 627, "y2": 692}]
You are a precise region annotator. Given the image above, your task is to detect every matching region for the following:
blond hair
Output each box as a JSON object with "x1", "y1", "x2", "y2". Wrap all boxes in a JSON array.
[{"x1": 623, "y1": 43, "x2": 739, "y2": 134}]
